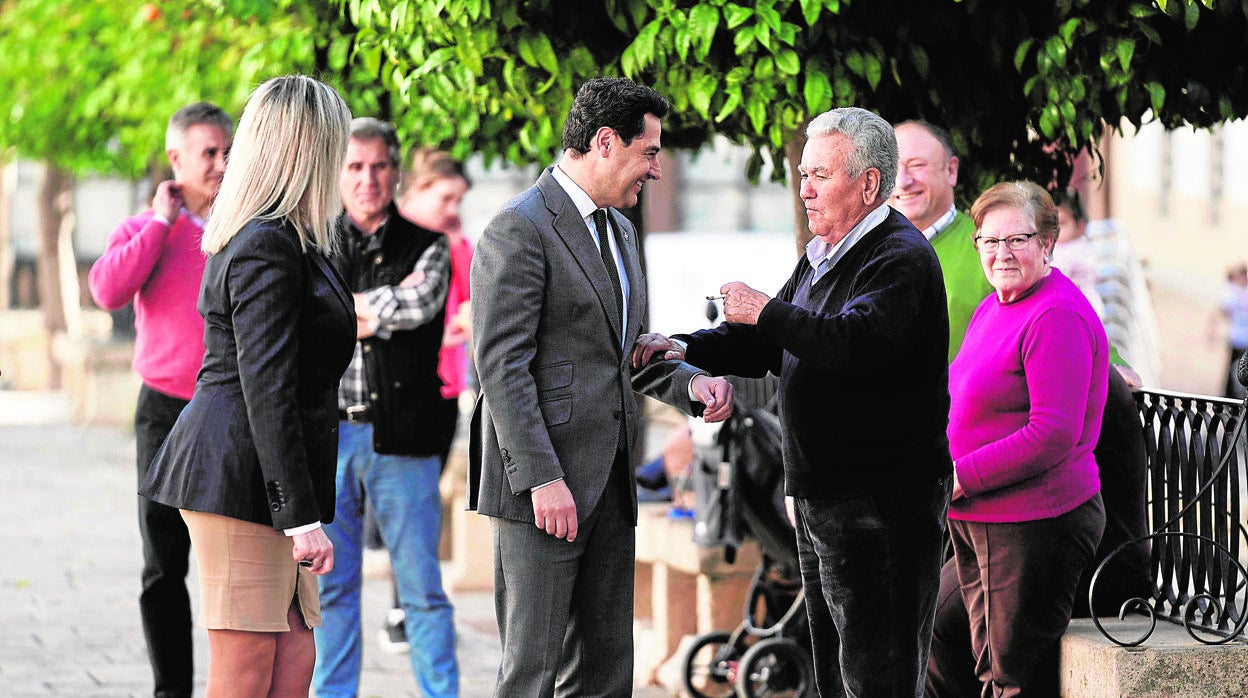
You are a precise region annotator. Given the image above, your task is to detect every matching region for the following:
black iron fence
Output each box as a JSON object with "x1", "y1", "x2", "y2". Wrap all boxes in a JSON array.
[{"x1": 1091, "y1": 388, "x2": 1248, "y2": 645}]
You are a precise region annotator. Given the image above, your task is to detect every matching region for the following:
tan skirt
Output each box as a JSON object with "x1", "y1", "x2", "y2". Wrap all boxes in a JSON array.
[{"x1": 181, "y1": 510, "x2": 320, "y2": 631}]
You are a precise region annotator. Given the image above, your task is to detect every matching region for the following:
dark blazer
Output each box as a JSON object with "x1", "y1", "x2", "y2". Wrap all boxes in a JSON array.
[
  {"x1": 469, "y1": 167, "x2": 703, "y2": 525},
  {"x1": 140, "y1": 219, "x2": 356, "y2": 530}
]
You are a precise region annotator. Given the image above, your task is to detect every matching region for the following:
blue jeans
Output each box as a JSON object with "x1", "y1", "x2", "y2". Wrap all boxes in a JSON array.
[
  {"x1": 313, "y1": 421, "x2": 459, "y2": 698},
  {"x1": 793, "y1": 476, "x2": 951, "y2": 698}
]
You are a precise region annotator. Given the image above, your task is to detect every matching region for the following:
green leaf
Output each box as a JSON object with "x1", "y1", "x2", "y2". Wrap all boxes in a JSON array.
[
  {"x1": 909, "y1": 44, "x2": 929, "y2": 79},
  {"x1": 725, "y1": 3, "x2": 752, "y2": 29},
  {"x1": 733, "y1": 26, "x2": 756, "y2": 54},
  {"x1": 688, "y1": 4, "x2": 720, "y2": 60},
  {"x1": 799, "y1": 0, "x2": 822, "y2": 25},
  {"x1": 803, "y1": 71, "x2": 832, "y2": 113},
  {"x1": 1014, "y1": 39, "x2": 1033, "y2": 73},
  {"x1": 755, "y1": 56, "x2": 775, "y2": 81},
  {"x1": 1044, "y1": 36, "x2": 1067, "y2": 67},
  {"x1": 846, "y1": 50, "x2": 864, "y2": 77},
  {"x1": 532, "y1": 33, "x2": 559, "y2": 74},
  {"x1": 775, "y1": 48, "x2": 801, "y2": 76},
  {"x1": 1146, "y1": 81, "x2": 1165, "y2": 115},
  {"x1": 864, "y1": 53, "x2": 882, "y2": 90},
  {"x1": 1115, "y1": 38, "x2": 1134, "y2": 72},
  {"x1": 1059, "y1": 17, "x2": 1080, "y2": 45},
  {"x1": 746, "y1": 92, "x2": 766, "y2": 133},
  {"x1": 1039, "y1": 103, "x2": 1059, "y2": 138},
  {"x1": 715, "y1": 90, "x2": 743, "y2": 122}
]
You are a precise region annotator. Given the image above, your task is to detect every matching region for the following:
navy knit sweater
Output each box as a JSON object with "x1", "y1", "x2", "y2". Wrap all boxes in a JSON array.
[{"x1": 682, "y1": 209, "x2": 952, "y2": 497}]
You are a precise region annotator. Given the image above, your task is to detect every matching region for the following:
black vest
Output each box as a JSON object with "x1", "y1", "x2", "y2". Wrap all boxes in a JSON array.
[{"x1": 332, "y1": 206, "x2": 447, "y2": 456}]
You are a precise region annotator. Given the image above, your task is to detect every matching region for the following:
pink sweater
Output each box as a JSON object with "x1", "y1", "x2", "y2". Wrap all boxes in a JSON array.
[
  {"x1": 437, "y1": 234, "x2": 474, "y2": 398},
  {"x1": 948, "y1": 269, "x2": 1108, "y2": 523},
  {"x1": 88, "y1": 210, "x2": 207, "y2": 400}
]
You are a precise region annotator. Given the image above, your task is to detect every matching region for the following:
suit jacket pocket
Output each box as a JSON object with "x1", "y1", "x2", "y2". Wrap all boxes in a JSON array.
[
  {"x1": 538, "y1": 395, "x2": 572, "y2": 427},
  {"x1": 534, "y1": 360, "x2": 573, "y2": 393}
]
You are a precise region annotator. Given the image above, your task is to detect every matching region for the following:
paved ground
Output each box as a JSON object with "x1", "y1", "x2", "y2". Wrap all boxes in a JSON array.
[{"x1": 0, "y1": 391, "x2": 667, "y2": 697}]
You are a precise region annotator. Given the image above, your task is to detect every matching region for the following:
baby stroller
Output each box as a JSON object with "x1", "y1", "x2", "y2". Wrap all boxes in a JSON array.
[{"x1": 681, "y1": 377, "x2": 815, "y2": 698}]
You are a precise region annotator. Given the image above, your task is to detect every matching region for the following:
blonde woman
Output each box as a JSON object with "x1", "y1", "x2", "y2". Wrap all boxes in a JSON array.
[{"x1": 140, "y1": 75, "x2": 355, "y2": 697}]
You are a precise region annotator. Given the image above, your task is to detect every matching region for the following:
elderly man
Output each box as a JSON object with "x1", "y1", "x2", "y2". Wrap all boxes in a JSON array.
[
  {"x1": 88, "y1": 102, "x2": 232, "y2": 698},
  {"x1": 313, "y1": 118, "x2": 459, "y2": 698},
  {"x1": 889, "y1": 120, "x2": 994, "y2": 362},
  {"x1": 470, "y1": 77, "x2": 734, "y2": 697},
  {"x1": 635, "y1": 107, "x2": 953, "y2": 696}
]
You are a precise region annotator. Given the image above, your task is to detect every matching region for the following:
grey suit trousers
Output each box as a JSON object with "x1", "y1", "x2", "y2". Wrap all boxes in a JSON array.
[{"x1": 491, "y1": 451, "x2": 635, "y2": 698}]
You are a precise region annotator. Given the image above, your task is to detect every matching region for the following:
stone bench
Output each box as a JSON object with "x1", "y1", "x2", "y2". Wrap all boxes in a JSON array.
[
  {"x1": 1061, "y1": 618, "x2": 1248, "y2": 697},
  {"x1": 633, "y1": 501, "x2": 761, "y2": 689}
]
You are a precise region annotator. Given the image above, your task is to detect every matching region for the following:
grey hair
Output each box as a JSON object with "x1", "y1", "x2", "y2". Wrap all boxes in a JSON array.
[
  {"x1": 806, "y1": 107, "x2": 898, "y2": 201},
  {"x1": 166, "y1": 102, "x2": 233, "y2": 152},
  {"x1": 349, "y1": 117, "x2": 401, "y2": 167}
]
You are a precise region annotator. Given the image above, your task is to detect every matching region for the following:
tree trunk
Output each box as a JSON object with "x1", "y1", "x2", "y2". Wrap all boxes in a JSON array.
[
  {"x1": 35, "y1": 164, "x2": 74, "y2": 389},
  {"x1": 0, "y1": 163, "x2": 12, "y2": 311},
  {"x1": 786, "y1": 135, "x2": 811, "y2": 255}
]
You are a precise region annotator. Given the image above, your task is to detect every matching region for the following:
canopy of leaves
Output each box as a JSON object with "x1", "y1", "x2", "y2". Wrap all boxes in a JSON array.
[
  {"x1": 345, "y1": 0, "x2": 1238, "y2": 202},
  {"x1": 0, "y1": 0, "x2": 387, "y2": 179}
]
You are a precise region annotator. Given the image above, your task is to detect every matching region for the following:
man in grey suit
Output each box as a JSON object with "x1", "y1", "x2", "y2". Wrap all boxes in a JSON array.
[{"x1": 470, "y1": 77, "x2": 735, "y2": 697}]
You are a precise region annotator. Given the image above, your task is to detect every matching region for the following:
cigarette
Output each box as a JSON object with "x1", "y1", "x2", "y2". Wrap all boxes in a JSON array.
[{"x1": 706, "y1": 294, "x2": 725, "y2": 301}]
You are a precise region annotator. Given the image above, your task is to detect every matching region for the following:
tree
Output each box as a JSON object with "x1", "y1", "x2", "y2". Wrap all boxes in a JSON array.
[
  {"x1": 341, "y1": 0, "x2": 1236, "y2": 211},
  {"x1": 0, "y1": 0, "x2": 386, "y2": 383}
]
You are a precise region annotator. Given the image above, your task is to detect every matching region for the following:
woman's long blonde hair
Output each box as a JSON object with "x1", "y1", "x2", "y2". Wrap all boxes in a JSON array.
[{"x1": 202, "y1": 75, "x2": 352, "y2": 255}]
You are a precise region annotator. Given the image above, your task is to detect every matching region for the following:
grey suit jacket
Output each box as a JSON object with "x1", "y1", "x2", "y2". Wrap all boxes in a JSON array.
[{"x1": 469, "y1": 167, "x2": 703, "y2": 525}]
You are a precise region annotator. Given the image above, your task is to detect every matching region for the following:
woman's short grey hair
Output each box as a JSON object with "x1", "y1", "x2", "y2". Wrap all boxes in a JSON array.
[{"x1": 806, "y1": 108, "x2": 898, "y2": 201}]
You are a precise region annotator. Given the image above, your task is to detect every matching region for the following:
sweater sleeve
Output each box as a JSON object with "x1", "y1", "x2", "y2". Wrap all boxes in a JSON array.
[
  {"x1": 88, "y1": 214, "x2": 173, "y2": 310},
  {"x1": 754, "y1": 242, "x2": 930, "y2": 371},
  {"x1": 957, "y1": 308, "x2": 1099, "y2": 496}
]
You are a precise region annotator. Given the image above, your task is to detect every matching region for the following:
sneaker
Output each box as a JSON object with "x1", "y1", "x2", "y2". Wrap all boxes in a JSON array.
[{"x1": 378, "y1": 608, "x2": 408, "y2": 654}]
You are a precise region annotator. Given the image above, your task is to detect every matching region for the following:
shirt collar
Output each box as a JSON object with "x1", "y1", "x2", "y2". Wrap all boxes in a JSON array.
[
  {"x1": 922, "y1": 205, "x2": 958, "y2": 241},
  {"x1": 551, "y1": 165, "x2": 599, "y2": 223},
  {"x1": 805, "y1": 202, "x2": 891, "y2": 272}
]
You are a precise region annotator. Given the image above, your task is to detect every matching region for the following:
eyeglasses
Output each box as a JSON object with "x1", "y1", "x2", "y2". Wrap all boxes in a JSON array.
[{"x1": 973, "y1": 232, "x2": 1039, "y2": 252}]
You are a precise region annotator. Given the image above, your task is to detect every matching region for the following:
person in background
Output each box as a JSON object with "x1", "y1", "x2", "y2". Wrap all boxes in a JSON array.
[
  {"x1": 1209, "y1": 261, "x2": 1248, "y2": 399},
  {"x1": 635, "y1": 107, "x2": 954, "y2": 696},
  {"x1": 138, "y1": 74, "x2": 355, "y2": 698},
  {"x1": 470, "y1": 76, "x2": 734, "y2": 696},
  {"x1": 945, "y1": 181, "x2": 1108, "y2": 696},
  {"x1": 1053, "y1": 189, "x2": 1106, "y2": 315},
  {"x1": 314, "y1": 118, "x2": 459, "y2": 698},
  {"x1": 364, "y1": 148, "x2": 474, "y2": 654},
  {"x1": 397, "y1": 147, "x2": 475, "y2": 464},
  {"x1": 890, "y1": 120, "x2": 995, "y2": 362},
  {"x1": 88, "y1": 101, "x2": 232, "y2": 698}
]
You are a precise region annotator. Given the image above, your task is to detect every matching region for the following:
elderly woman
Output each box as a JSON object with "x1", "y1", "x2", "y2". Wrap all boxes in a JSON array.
[{"x1": 945, "y1": 181, "x2": 1108, "y2": 696}]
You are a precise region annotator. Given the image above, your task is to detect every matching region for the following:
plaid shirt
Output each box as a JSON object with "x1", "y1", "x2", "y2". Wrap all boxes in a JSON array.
[{"x1": 337, "y1": 220, "x2": 450, "y2": 410}]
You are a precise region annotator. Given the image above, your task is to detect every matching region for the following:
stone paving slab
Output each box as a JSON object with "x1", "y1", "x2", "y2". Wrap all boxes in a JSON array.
[{"x1": 0, "y1": 409, "x2": 668, "y2": 697}]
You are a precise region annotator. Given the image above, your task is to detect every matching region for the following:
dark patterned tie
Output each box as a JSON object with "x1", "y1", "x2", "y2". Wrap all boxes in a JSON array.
[{"x1": 592, "y1": 208, "x2": 624, "y2": 324}]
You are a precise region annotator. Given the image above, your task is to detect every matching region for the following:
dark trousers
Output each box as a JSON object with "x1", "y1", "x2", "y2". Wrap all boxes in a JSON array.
[
  {"x1": 948, "y1": 494, "x2": 1105, "y2": 698},
  {"x1": 135, "y1": 384, "x2": 193, "y2": 698},
  {"x1": 793, "y1": 476, "x2": 952, "y2": 698},
  {"x1": 491, "y1": 449, "x2": 635, "y2": 698}
]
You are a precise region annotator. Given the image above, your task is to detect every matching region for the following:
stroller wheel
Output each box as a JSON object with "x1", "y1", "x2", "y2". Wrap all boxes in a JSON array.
[
  {"x1": 682, "y1": 630, "x2": 740, "y2": 698},
  {"x1": 734, "y1": 637, "x2": 814, "y2": 698}
]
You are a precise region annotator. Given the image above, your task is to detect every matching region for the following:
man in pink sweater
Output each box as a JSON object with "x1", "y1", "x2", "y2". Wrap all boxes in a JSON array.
[{"x1": 88, "y1": 102, "x2": 232, "y2": 698}]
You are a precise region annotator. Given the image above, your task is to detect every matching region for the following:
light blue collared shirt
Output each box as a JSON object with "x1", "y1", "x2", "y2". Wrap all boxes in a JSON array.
[
  {"x1": 805, "y1": 203, "x2": 891, "y2": 285},
  {"x1": 550, "y1": 165, "x2": 631, "y2": 339}
]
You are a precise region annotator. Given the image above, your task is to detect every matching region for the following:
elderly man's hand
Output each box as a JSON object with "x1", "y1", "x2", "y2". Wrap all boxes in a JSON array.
[
  {"x1": 721, "y1": 281, "x2": 771, "y2": 325},
  {"x1": 631, "y1": 332, "x2": 684, "y2": 368}
]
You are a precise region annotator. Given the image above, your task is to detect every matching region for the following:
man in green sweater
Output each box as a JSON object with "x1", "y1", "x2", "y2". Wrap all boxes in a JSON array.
[{"x1": 890, "y1": 120, "x2": 994, "y2": 362}]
